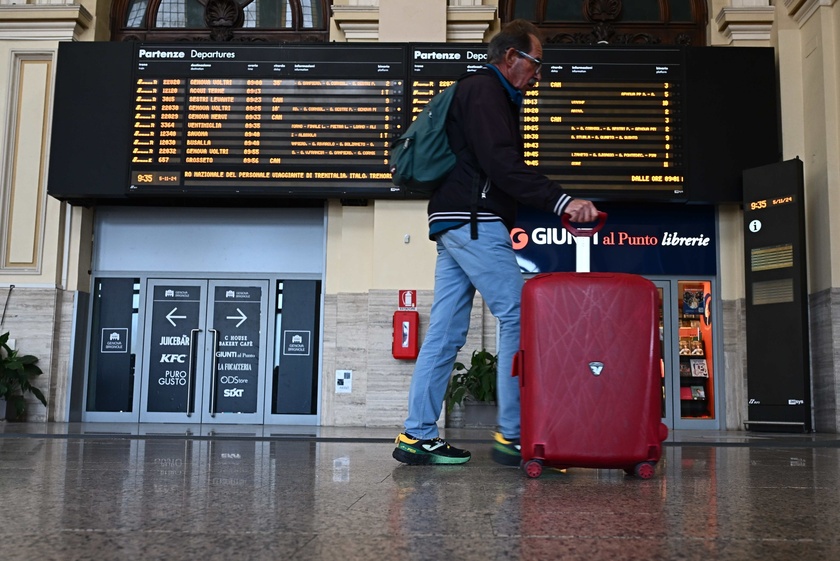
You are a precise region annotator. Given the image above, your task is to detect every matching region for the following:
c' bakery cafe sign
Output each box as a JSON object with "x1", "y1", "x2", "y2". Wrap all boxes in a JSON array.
[{"x1": 512, "y1": 203, "x2": 716, "y2": 275}]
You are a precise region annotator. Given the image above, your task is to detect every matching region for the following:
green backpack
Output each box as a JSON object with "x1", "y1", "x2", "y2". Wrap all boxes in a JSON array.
[{"x1": 389, "y1": 83, "x2": 459, "y2": 195}]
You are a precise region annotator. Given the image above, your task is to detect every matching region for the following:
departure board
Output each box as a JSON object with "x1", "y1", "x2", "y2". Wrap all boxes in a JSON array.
[
  {"x1": 410, "y1": 44, "x2": 685, "y2": 200},
  {"x1": 128, "y1": 44, "x2": 405, "y2": 196},
  {"x1": 49, "y1": 41, "x2": 778, "y2": 205}
]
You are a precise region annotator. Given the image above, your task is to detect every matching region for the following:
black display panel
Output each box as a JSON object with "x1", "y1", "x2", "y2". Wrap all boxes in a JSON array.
[
  {"x1": 47, "y1": 42, "x2": 779, "y2": 205},
  {"x1": 410, "y1": 44, "x2": 685, "y2": 201},
  {"x1": 49, "y1": 42, "x2": 134, "y2": 202},
  {"x1": 128, "y1": 43, "x2": 405, "y2": 197},
  {"x1": 684, "y1": 46, "x2": 781, "y2": 204},
  {"x1": 742, "y1": 158, "x2": 810, "y2": 431}
]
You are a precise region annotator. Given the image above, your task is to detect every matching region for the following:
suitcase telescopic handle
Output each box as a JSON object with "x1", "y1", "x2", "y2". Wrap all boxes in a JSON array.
[{"x1": 561, "y1": 211, "x2": 608, "y2": 237}]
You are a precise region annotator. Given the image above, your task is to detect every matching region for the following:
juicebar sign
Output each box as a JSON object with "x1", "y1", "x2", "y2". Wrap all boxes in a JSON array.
[{"x1": 212, "y1": 286, "x2": 261, "y2": 414}]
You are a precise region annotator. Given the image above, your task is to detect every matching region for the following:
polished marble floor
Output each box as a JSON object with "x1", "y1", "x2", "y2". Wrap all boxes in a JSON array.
[{"x1": 1, "y1": 423, "x2": 839, "y2": 560}]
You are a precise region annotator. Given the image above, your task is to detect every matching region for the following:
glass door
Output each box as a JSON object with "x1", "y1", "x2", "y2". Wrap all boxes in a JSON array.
[
  {"x1": 652, "y1": 280, "x2": 674, "y2": 428},
  {"x1": 139, "y1": 279, "x2": 269, "y2": 424},
  {"x1": 675, "y1": 280, "x2": 716, "y2": 425},
  {"x1": 654, "y1": 277, "x2": 719, "y2": 429}
]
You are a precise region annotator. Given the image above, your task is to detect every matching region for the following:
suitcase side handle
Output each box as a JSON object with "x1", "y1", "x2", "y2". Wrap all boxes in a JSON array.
[
  {"x1": 513, "y1": 350, "x2": 524, "y2": 385},
  {"x1": 561, "y1": 211, "x2": 608, "y2": 237}
]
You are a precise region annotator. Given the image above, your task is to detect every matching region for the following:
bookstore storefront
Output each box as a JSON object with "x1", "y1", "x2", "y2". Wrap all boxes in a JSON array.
[{"x1": 514, "y1": 203, "x2": 720, "y2": 430}]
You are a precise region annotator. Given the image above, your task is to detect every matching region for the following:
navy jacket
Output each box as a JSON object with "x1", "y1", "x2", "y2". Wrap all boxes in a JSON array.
[{"x1": 428, "y1": 67, "x2": 572, "y2": 236}]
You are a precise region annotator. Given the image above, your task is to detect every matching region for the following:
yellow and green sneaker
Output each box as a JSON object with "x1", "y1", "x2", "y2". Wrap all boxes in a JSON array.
[
  {"x1": 491, "y1": 432, "x2": 521, "y2": 466},
  {"x1": 392, "y1": 433, "x2": 471, "y2": 465}
]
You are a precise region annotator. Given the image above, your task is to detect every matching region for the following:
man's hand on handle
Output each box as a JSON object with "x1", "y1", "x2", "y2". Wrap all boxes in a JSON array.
[{"x1": 564, "y1": 199, "x2": 599, "y2": 223}]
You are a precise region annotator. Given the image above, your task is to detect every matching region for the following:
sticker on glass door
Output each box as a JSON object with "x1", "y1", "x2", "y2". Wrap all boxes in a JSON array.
[
  {"x1": 140, "y1": 280, "x2": 269, "y2": 424},
  {"x1": 210, "y1": 285, "x2": 262, "y2": 416},
  {"x1": 147, "y1": 284, "x2": 202, "y2": 413}
]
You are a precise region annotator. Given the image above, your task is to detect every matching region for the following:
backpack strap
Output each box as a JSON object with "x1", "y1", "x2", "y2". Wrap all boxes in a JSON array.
[{"x1": 469, "y1": 174, "x2": 480, "y2": 240}]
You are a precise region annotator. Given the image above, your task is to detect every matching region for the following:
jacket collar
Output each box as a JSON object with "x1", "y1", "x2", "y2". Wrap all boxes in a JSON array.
[{"x1": 485, "y1": 64, "x2": 524, "y2": 109}]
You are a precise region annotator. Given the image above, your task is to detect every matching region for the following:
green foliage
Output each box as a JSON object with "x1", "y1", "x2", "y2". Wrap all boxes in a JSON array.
[
  {"x1": 444, "y1": 349, "x2": 498, "y2": 412},
  {"x1": 0, "y1": 332, "x2": 47, "y2": 419}
]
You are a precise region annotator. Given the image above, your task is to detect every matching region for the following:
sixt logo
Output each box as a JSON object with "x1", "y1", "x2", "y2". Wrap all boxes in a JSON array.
[
  {"x1": 223, "y1": 388, "x2": 245, "y2": 398},
  {"x1": 788, "y1": 399, "x2": 804, "y2": 405}
]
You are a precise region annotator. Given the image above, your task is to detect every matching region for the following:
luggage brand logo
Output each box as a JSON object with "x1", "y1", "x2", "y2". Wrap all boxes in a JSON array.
[{"x1": 589, "y1": 362, "x2": 604, "y2": 376}]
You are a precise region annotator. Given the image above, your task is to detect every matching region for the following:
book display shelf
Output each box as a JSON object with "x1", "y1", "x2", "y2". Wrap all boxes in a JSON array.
[{"x1": 678, "y1": 281, "x2": 714, "y2": 418}]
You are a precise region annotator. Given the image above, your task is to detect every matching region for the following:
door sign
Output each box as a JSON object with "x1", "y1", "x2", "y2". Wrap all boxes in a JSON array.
[
  {"x1": 283, "y1": 330, "x2": 311, "y2": 356},
  {"x1": 212, "y1": 286, "x2": 262, "y2": 413},
  {"x1": 147, "y1": 285, "x2": 201, "y2": 413},
  {"x1": 101, "y1": 328, "x2": 129, "y2": 353}
]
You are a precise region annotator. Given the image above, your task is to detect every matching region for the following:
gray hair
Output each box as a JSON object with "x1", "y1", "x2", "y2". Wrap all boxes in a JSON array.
[{"x1": 488, "y1": 19, "x2": 542, "y2": 65}]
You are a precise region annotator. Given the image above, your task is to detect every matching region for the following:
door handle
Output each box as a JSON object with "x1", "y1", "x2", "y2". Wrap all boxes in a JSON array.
[
  {"x1": 186, "y1": 328, "x2": 201, "y2": 417},
  {"x1": 209, "y1": 328, "x2": 219, "y2": 417}
]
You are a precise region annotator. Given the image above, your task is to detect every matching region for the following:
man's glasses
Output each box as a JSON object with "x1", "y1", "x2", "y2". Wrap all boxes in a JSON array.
[{"x1": 515, "y1": 49, "x2": 542, "y2": 72}]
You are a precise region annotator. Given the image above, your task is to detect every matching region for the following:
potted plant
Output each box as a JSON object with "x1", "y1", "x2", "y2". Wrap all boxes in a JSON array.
[
  {"x1": 445, "y1": 349, "x2": 498, "y2": 428},
  {"x1": 0, "y1": 332, "x2": 47, "y2": 421}
]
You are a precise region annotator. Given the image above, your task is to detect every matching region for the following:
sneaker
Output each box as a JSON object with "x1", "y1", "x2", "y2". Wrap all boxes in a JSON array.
[
  {"x1": 392, "y1": 433, "x2": 471, "y2": 465},
  {"x1": 491, "y1": 432, "x2": 521, "y2": 466}
]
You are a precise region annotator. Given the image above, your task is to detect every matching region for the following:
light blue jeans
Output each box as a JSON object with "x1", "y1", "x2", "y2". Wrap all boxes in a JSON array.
[{"x1": 404, "y1": 221, "x2": 523, "y2": 440}]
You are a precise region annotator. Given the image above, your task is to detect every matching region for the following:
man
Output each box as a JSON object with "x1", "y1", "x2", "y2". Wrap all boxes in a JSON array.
[{"x1": 393, "y1": 20, "x2": 599, "y2": 466}]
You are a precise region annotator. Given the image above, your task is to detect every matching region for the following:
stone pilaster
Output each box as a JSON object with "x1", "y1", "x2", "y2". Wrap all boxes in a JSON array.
[
  {"x1": 0, "y1": 1, "x2": 92, "y2": 41},
  {"x1": 715, "y1": 1, "x2": 776, "y2": 44}
]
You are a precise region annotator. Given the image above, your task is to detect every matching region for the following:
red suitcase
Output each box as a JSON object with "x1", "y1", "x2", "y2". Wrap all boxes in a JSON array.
[{"x1": 515, "y1": 271, "x2": 668, "y2": 479}]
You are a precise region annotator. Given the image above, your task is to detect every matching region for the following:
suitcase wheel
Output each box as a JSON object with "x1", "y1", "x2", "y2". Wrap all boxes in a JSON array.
[
  {"x1": 630, "y1": 462, "x2": 656, "y2": 479},
  {"x1": 523, "y1": 459, "x2": 543, "y2": 478}
]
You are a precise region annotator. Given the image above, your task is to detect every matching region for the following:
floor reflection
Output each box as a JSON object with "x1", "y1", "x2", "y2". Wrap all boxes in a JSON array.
[{"x1": 1, "y1": 429, "x2": 840, "y2": 560}]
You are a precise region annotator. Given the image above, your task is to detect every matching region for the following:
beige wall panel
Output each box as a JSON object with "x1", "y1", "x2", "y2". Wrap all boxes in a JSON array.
[
  {"x1": 325, "y1": 201, "x2": 375, "y2": 293},
  {"x1": 709, "y1": 0, "x2": 731, "y2": 45},
  {"x1": 371, "y1": 200, "x2": 436, "y2": 290},
  {"x1": 778, "y1": 28, "x2": 806, "y2": 161},
  {"x1": 824, "y1": 6, "x2": 840, "y2": 285},
  {"x1": 3, "y1": 57, "x2": 51, "y2": 270},
  {"x1": 321, "y1": 289, "x2": 488, "y2": 427},
  {"x1": 722, "y1": 298, "x2": 747, "y2": 429},
  {"x1": 86, "y1": 0, "x2": 112, "y2": 41},
  {"x1": 718, "y1": 204, "x2": 744, "y2": 300},
  {"x1": 800, "y1": 17, "x2": 833, "y2": 292},
  {"x1": 48, "y1": 288, "x2": 76, "y2": 422},
  {"x1": 64, "y1": 205, "x2": 93, "y2": 292},
  {"x1": 326, "y1": 200, "x2": 437, "y2": 294},
  {"x1": 379, "y1": 0, "x2": 447, "y2": 42},
  {"x1": 0, "y1": 286, "x2": 57, "y2": 422}
]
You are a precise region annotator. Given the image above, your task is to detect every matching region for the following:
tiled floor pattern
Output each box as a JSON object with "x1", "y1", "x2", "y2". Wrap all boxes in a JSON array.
[{"x1": 1, "y1": 425, "x2": 839, "y2": 560}]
